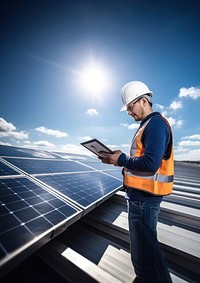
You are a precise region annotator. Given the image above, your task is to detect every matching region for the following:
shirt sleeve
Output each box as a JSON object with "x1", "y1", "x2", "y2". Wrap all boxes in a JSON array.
[{"x1": 118, "y1": 117, "x2": 171, "y2": 172}]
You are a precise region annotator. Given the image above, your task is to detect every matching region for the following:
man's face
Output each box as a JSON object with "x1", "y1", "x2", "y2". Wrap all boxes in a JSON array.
[{"x1": 126, "y1": 98, "x2": 144, "y2": 121}]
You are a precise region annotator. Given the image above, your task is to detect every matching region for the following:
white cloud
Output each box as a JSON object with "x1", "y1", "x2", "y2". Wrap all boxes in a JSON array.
[
  {"x1": 0, "y1": 141, "x2": 12, "y2": 146},
  {"x1": 59, "y1": 144, "x2": 93, "y2": 155},
  {"x1": 165, "y1": 117, "x2": 176, "y2": 127},
  {"x1": 169, "y1": 100, "x2": 182, "y2": 110},
  {"x1": 178, "y1": 140, "x2": 200, "y2": 147},
  {"x1": 175, "y1": 135, "x2": 200, "y2": 160},
  {"x1": 121, "y1": 144, "x2": 129, "y2": 148},
  {"x1": 23, "y1": 140, "x2": 32, "y2": 144},
  {"x1": 128, "y1": 124, "x2": 139, "y2": 130},
  {"x1": 179, "y1": 86, "x2": 200, "y2": 100},
  {"x1": 86, "y1": 108, "x2": 99, "y2": 116},
  {"x1": 35, "y1": 126, "x2": 68, "y2": 138},
  {"x1": 11, "y1": 131, "x2": 28, "y2": 140},
  {"x1": 33, "y1": 140, "x2": 55, "y2": 148},
  {"x1": 78, "y1": 136, "x2": 93, "y2": 141},
  {"x1": 175, "y1": 149, "x2": 200, "y2": 161},
  {"x1": 174, "y1": 146, "x2": 188, "y2": 153},
  {"x1": 120, "y1": 123, "x2": 139, "y2": 130},
  {"x1": 107, "y1": 144, "x2": 118, "y2": 149},
  {"x1": 120, "y1": 123, "x2": 128, "y2": 127},
  {"x1": 0, "y1": 117, "x2": 16, "y2": 132},
  {"x1": 161, "y1": 110, "x2": 168, "y2": 117},
  {"x1": 161, "y1": 115, "x2": 183, "y2": 128},
  {"x1": 176, "y1": 120, "x2": 184, "y2": 127},
  {"x1": 155, "y1": 104, "x2": 164, "y2": 110},
  {"x1": 0, "y1": 117, "x2": 28, "y2": 140},
  {"x1": 182, "y1": 134, "x2": 200, "y2": 140},
  {"x1": 190, "y1": 148, "x2": 200, "y2": 154}
]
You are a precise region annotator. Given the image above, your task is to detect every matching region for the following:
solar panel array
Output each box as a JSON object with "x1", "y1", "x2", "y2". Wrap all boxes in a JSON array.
[{"x1": 0, "y1": 145, "x2": 122, "y2": 277}]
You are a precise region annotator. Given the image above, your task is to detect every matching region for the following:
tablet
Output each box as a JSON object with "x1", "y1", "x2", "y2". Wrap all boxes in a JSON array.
[{"x1": 80, "y1": 138, "x2": 114, "y2": 157}]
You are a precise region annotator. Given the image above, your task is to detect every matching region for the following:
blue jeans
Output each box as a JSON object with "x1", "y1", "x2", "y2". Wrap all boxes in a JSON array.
[{"x1": 128, "y1": 200, "x2": 172, "y2": 283}]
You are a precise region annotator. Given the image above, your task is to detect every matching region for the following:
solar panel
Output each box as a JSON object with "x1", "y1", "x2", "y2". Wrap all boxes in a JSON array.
[
  {"x1": 0, "y1": 145, "x2": 123, "y2": 277},
  {"x1": 4, "y1": 158, "x2": 94, "y2": 175},
  {"x1": 58, "y1": 153, "x2": 117, "y2": 171},
  {"x1": 0, "y1": 145, "x2": 60, "y2": 159},
  {"x1": 78, "y1": 160, "x2": 117, "y2": 170},
  {"x1": 54, "y1": 152, "x2": 97, "y2": 162},
  {"x1": 55, "y1": 152, "x2": 121, "y2": 171},
  {"x1": 0, "y1": 160, "x2": 20, "y2": 176},
  {"x1": 0, "y1": 176, "x2": 81, "y2": 275},
  {"x1": 36, "y1": 171, "x2": 122, "y2": 211},
  {"x1": 101, "y1": 169, "x2": 123, "y2": 180}
]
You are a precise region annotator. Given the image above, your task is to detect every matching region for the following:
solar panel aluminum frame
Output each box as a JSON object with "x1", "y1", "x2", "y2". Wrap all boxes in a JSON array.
[{"x1": 0, "y1": 175, "x2": 83, "y2": 279}]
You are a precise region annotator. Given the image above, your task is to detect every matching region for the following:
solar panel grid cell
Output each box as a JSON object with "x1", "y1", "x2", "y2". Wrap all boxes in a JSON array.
[
  {"x1": 0, "y1": 161, "x2": 20, "y2": 176},
  {"x1": 0, "y1": 177, "x2": 79, "y2": 258}
]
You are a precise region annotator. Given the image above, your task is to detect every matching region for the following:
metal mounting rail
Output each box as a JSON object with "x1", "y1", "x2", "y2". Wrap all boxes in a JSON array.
[{"x1": 37, "y1": 240, "x2": 123, "y2": 283}]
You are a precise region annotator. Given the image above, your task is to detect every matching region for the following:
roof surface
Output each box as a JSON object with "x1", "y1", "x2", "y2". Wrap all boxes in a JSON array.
[{"x1": 0, "y1": 145, "x2": 199, "y2": 282}]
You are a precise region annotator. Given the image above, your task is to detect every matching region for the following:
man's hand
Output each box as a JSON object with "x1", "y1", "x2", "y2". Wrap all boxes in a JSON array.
[{"x1": 99, "y1": 150, "x2": 123, "y2": 166}]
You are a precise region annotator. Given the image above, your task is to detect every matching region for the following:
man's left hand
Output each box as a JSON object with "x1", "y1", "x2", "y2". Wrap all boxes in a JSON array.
[{"x1": 99, "y1": 150, "x2": 123, "y2": 166}]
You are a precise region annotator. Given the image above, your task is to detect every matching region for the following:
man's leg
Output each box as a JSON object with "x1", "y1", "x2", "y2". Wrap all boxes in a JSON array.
[{"x1": 128, "y1": 200, "x2": 172, "y2": 283}]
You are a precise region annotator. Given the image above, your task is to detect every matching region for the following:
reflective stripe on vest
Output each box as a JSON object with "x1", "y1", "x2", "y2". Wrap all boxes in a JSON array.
[
  {"x1": 125, "y1": 170, "x2": 174, "y2": 183},
  {"x1": 123, "y1": 116, "x2": 174, "y2": 196}
]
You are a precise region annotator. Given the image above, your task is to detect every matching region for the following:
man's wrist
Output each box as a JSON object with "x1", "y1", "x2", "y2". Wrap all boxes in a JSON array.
[{"x1": 117, "y1": 153, "x2": 128, "y2": 166}]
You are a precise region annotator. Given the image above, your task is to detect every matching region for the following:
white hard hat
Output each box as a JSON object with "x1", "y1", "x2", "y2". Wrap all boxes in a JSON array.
[{"x1": 120, "y1": 81, "x2": 153, "y2": 111}]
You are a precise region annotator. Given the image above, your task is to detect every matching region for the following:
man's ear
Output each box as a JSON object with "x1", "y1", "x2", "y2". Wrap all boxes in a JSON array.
[{"x1": 141, "y1": 97, "x2": 148, "y2": 106}]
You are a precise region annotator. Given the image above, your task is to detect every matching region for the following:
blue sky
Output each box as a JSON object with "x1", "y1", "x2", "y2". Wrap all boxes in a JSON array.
[{"x1": 0, "y1": 0, "x2": 200, "y2": 160}]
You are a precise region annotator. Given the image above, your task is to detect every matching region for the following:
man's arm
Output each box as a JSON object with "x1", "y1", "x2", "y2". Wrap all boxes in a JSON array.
[{"x1": 100, "y1": 118, "x2": 171, "y2": 172}]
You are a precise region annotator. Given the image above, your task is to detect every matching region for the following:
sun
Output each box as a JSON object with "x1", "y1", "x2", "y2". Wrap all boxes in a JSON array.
[{"x1": 79, "y1": 62, "x2": 109, "y2": 96}]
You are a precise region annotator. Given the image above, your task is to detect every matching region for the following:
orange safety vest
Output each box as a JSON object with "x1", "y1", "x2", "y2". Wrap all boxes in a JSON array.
[{"x1": 123, "y1": 116, "x2": 174, "y2": 196}]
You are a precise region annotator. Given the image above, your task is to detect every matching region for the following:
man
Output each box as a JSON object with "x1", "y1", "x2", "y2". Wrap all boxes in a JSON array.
[{"x1": 99, "y1": 81, "x2": 174, "y2": 283}]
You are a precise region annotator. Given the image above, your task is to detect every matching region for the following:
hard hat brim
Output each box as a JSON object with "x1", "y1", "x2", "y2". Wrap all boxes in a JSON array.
[
  {"x1": 120, "y1": 105, "x2": 127, "y2": 111},
  {"x1": 120, "y1": 93, "x2": 153, "y2": 112}
]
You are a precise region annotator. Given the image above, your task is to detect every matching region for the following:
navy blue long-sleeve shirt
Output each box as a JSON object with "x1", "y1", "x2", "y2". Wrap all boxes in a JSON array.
[{"x1": 118, "y1": 112, "x2": 172, "y2": 202}]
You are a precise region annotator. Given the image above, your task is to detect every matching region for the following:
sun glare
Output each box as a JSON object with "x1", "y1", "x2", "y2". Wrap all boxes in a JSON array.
[{"x1": 79, "y1": 63, "x2": 109, "y2": 95}]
